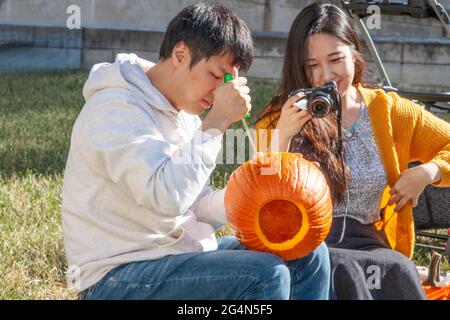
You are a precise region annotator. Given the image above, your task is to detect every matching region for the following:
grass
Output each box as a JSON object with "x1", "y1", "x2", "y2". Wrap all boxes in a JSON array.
[
  {"x1": 0, "y1": 173, "x2": 70, "y2": 299},
  {"x1": 0, "y1": 70, "x2": 448, "y2": 299},
  {"x1": 0, "y1": 71, "x2": 87, "y2": 299}
]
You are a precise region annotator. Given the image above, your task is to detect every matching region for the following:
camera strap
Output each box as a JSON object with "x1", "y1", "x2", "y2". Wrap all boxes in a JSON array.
[
  {"x1": 336, "y1": 101, "x2": 349, "y2": 244},
  {"x1": 337, "y1": 105, "x2": 343, "y2": 156}
]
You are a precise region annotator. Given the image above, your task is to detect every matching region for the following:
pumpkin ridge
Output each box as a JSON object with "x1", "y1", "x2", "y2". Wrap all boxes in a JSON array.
[
  {"x1": 245, "y1": 161, "x2": 268, "y2": 199},
  {"x1": 303, "y1": 163, "x2": 327, "y2": 209},
  {"x1": 232, "y1": 166, "x2": 259, "y2": 202},
  {"x1": 307, "y1": 197, "x2": 333, "y2": 218},
  {"x1": 283, "y1": 154, "x2": 296, "y2": 198},
  {"x1": 288, "y1": 156, "x2": 307, "y2": 203},
  {"x1": 291, "y1": 156, "x2": 300, "y2": 195},
  {"x1": 256, "y1": 153, "x2": 282, "y2": 203},
  {"x1": 304, "y1": 179, "x2": 330, "y2": 212},
  {"x1": 308, "y1": 202, "x2": 333, "y2": 220},
  {"x1": 225, "y1": 171, "x2": 259, "y2": 230},
  {"x1": 297, "y1": 160, "x2": 314, "y2": 204},
  {"x1": 261, "y1": 153, "x2": 283, "y2": 200}
]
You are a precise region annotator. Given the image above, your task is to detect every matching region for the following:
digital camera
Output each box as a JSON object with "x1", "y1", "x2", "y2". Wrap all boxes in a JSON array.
[{"x1": 289, "y1": 81, "x2": 341, "y2": 118}]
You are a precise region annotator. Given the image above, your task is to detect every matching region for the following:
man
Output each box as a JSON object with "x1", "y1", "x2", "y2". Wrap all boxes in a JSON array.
[{"x1": 62, "y1": 3, "x2": 330, "y2": 300}]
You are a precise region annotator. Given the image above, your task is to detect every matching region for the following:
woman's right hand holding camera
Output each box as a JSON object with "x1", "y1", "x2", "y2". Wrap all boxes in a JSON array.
[{"x1": 273, "y1": 92, "x2": 312, "y2": 151}]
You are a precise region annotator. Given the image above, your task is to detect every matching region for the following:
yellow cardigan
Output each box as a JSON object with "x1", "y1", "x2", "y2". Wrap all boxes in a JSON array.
[{"x1": 255, "y1": 84, "x2": 450, "y2": 258}]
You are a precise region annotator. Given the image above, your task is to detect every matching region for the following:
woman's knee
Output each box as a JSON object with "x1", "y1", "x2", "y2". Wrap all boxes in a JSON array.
[{"x1": 386, "y1": 250, "x2": 419, "y2": 276}]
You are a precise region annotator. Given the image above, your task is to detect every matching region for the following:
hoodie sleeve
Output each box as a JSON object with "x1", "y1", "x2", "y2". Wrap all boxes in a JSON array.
[
  {"x1": 81, "y1": 98, "x2": 224, "y2": 217},
  {"x1": 190, "y1": 183, "x2": 228, "y2": 230}
]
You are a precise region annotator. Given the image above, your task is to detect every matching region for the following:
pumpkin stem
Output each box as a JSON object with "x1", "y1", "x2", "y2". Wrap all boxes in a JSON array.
[{"x1": 423, "y1": 252, "x2": 442, "y2": 286}]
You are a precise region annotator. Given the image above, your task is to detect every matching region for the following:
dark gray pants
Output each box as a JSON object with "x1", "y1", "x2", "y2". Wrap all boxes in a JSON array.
[{"x1": 326, "y1": 217, "x2": 426, "y2": 300}]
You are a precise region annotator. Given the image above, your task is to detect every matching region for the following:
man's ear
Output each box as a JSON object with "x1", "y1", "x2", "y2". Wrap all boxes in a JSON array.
[{"x1": 171, "y1": 42, "x2": 190, "y2": 68}]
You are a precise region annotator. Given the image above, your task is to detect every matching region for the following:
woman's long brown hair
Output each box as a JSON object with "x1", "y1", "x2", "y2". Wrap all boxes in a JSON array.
[{"x1": 257, "y1": 2, "x2": 366, "y2": 202}]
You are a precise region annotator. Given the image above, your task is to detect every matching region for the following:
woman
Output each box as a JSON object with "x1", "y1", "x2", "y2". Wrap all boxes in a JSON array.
[{"x1": 255, "y1": 2, "x2": 450, "y2": 299}]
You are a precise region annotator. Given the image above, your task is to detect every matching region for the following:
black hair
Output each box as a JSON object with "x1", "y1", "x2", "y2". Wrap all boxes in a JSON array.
[
  {"x1": 257, "y1": 2, "x2": 364, "y2": 202},
  {"x1": 159, "y1": 2, "x2": 254, "y2": 72}
]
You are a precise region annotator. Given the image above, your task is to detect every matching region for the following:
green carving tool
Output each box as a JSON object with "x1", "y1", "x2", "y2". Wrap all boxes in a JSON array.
[{"x1": 224, "y1": 73, "x2": 257, "y2": 155}]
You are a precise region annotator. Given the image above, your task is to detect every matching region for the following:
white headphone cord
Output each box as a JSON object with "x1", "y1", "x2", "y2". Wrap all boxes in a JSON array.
[
  {"x1": 336, "y1": 151, "x2": 349, "y2": 245},
  {"x1": 336, "y1": 185, "x2": 349, "y2": 244}
]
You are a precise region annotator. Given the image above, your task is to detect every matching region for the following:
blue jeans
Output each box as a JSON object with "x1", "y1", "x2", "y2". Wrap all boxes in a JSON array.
[{"x1": 83, "y1": 236, "x2": 330, "y2": 300}]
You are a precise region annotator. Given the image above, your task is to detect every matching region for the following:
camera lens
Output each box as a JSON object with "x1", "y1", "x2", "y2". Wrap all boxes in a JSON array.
[
  {"x1": 309, "y1": 94, "x2": 332, "y2": 118},
  {"x1": 314, "y1": 103, "x2": 326, "y2": 113}
]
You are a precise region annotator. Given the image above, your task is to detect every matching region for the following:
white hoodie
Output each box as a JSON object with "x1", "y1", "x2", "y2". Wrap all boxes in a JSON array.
[{"x1": 62, "y1": 53, "x2": 227, "y2": 293}]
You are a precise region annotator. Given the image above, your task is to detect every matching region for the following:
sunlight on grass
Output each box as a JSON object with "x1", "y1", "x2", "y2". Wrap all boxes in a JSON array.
[{"x1": 0, "y1": 173, "x2": 76, "y2": 299}]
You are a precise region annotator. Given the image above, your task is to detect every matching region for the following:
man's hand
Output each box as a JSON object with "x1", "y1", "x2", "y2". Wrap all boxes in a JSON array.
[
  {"x1": 388, "y1": 162, "x2": 441, "y2": 212},
  {"x1": 201, "y1": 67, "x2": 251, "y2": 133}
]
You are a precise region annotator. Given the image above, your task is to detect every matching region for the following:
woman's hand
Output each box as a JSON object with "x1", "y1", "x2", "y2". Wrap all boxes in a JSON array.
[
  {"x1": 272, "y1": 92, "x2": 312, "y2": 151},
  {"x1": 388, "y1": 162, "x2": 442, "y2": 212}
]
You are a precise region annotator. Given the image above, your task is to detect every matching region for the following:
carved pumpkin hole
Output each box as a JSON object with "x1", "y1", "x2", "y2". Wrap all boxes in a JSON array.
[{"x1": 258, "y1": 199, "x2": 303, "y2": 243}]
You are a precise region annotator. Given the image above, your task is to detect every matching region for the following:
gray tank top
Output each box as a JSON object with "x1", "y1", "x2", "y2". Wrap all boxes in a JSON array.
[{"x1": 333, "y1": 102, "x2": 388, "y2": 224}]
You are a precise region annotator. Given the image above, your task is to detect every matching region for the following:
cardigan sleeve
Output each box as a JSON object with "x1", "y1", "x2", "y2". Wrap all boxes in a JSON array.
[{"x1": 392, "y1": 94, "x2": 450, "y2": 187}]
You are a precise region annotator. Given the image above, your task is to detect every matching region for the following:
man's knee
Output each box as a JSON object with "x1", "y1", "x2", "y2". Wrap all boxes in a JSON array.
[
  {"x1": 313, "y1": 242, "x2": 330, "y2": 260},
  {"x1": 240, "y1": 252, "x2": 291, "y2": 299}
]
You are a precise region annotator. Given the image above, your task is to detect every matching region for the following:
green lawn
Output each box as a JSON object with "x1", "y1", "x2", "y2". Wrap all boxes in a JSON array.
[
  {"x1": 0, "y1": 71, "x2": 448, "y2": 299},
  {"x1": 0, "y1": 71, "x2": 88, "y2": 299}
]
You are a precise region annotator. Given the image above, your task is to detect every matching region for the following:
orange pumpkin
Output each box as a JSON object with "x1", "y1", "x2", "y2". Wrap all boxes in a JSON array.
[
  {"x1": 423, "y1": 285, "x2": 450, "y2": 300},
  {"x1": 224, "y1": 152, "x2": 333, "y2": 260}
]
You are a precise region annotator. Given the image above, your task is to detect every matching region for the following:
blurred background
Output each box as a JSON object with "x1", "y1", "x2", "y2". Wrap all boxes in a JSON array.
[{"x1": 1, "y1": 0, "x2": 449, "y2": 91}]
